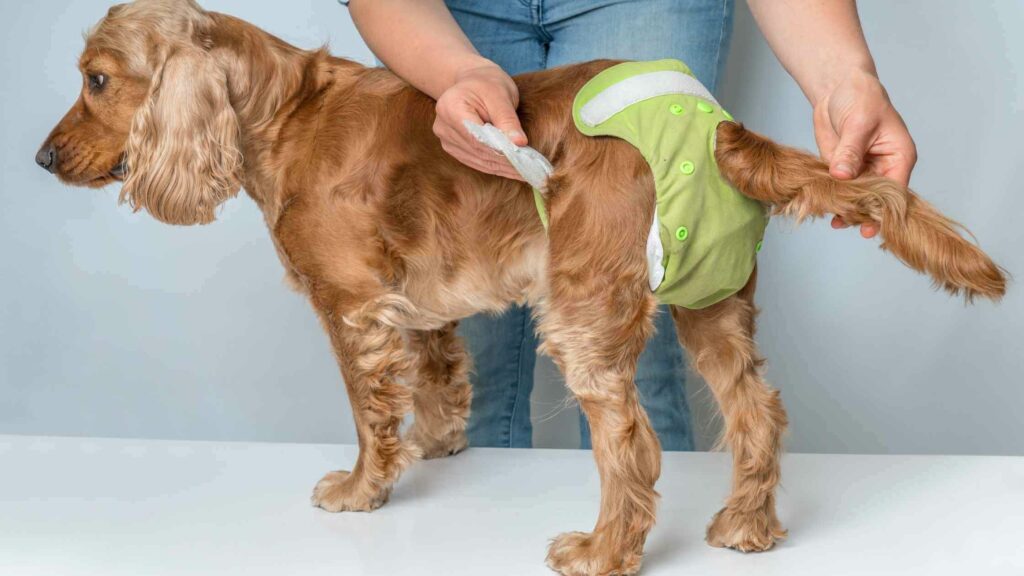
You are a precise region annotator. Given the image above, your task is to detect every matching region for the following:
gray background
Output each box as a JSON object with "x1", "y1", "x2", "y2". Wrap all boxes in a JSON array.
[{"x1": 2, "y1": 1, "x2": 1021, "y2": 454}]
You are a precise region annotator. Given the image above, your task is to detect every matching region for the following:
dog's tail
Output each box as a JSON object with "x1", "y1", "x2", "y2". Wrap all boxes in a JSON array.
[{"x1": 714, "y1": 122, "x2": 1007, "y2": 302}]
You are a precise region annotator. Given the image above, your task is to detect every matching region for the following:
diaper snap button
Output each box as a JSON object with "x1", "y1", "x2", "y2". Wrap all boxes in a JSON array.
[
  {"x1": 669, "y1": 104, "x2": 685, "y2": 115},
  {"x1": 756, "y1": 240, "x2": 764, "y2": 253},
  {"x1": 679, "y1": 161, "x2": 695, "y2": 175},
  {"x1": 675, "y1": 226, "x2": 689, "y2": 242},
  {"x1": 697, "y1": 101, "x2": 714, "y2": 113}
]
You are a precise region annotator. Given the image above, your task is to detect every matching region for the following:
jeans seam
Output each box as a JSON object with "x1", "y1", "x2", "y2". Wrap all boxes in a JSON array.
[
  {"x1": 498, "y1": 313, "x2": 522, "y2": 448},
  {"x1": 711, "y1": 0, "x2": 728, "y2": 92},
  {"x1": 507, "y1": 308, "x2": 533, "y2": 447},
  {"x1": 532, "y1": 0, "x2": 554, "y2": 44}
]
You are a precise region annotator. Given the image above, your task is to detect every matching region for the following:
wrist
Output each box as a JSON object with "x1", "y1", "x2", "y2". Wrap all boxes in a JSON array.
[
  {"x1": 807, "y1": 59, "x2": 878, "y2": 106},
  {"x1": 454, "y1": 59, "x2": 517, "y2": 96},
  {"x1": 432, "y1": 53, "x2": 500, "y2": 97}
]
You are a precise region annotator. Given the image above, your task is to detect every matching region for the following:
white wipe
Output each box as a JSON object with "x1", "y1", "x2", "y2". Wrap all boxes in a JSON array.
[{"x1": 463, "y1": 121, "x2": 554, "y2": 191}]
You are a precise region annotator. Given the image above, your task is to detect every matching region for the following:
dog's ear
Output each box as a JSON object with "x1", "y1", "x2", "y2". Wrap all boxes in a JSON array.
[{"x1": 121, "y1": 45, "x2": 242, "y2": 225}]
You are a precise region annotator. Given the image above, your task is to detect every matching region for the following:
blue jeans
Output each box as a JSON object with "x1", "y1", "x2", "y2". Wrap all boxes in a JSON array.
[{"x1": 448, "y1": 0, "x2": 735, "y2": 450}]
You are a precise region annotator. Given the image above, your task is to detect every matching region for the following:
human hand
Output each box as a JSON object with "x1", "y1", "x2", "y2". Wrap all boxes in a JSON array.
[
  {"x1": 433, "y1": 62, "x2": 527, "y2": 180},
  {"x1": 812, "y1": 68, "x2": 917, "y2": 238}
]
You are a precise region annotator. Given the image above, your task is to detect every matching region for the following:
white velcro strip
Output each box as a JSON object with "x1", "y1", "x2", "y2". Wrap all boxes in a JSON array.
[{"x1": 579, "y1": 70, "x2": 719, "y2": 127}]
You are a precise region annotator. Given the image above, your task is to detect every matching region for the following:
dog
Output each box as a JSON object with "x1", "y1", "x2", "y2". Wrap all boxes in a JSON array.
[{"x1": 36, "y1": 1, "x2": 1007, "y2": 574}]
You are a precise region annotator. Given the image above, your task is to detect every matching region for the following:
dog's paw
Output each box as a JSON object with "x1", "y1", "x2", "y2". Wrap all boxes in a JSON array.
[
  {"x1": 409, "y1": 428, "x2": 468, "y2": 460},
  {"x1": 310, "y1": 470, "x2": 391, "y2": 513},
  {"x1": 705, "y1": 506, "x2": 787, "y2": 552},
  {"x1": 546, "y1": 531, "x2": 641, "y2": 576}
]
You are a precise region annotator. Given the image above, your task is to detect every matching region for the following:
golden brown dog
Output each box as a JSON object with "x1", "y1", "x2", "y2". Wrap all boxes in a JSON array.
[{"x1": 37, "y1": 1, "x2": 1007, "y2": 574}]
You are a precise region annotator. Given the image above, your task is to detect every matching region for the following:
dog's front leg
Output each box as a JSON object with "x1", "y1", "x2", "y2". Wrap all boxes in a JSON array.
[
  {"x1": 671, "y1": 274, "x2": 788, "y2": 552},
  {"x1": 309, "y1": 295, "x2": 420, "y2": 513},
  {"x1": 405, "y1": 323, "x2": 473, "y2": 459}
]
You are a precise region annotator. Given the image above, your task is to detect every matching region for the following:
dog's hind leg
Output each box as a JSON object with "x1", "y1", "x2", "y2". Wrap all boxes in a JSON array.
[
  {"x1": 538, "y1": 161, "x2": 662, "y2": 576},
  {"x1": 406, "y1": 322, "x2": 473, "y2": 459},
  {"x1": 309, "y1": 295, "x2": 420, "y2": 513},
  {"x1": 670, "y1": 271, "x2": 788, "y2": 552},
  {"x1": 540, "y1": 290, "x2": 661, "y2": 576}
]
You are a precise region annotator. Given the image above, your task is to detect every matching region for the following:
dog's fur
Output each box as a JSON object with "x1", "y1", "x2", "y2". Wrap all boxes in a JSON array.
[{"x1": 38, "y1": 2, "x2": 1006, "y2": 574}]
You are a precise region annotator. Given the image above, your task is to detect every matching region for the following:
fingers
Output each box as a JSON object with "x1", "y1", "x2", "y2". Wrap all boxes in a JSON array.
[
  {"x1": 434, "y1": 106, "x2": 523, "y2": 181},
  {"x1": 463, "y1": 70, "x2": 527, "y2": 146},
  {"x1": 831, "y1": 215, "x2": 878, "y2": 238},
  {"x1": 828, "y1": 115, "x2": 877, "y2": 181},
  {"x1": 448, "y1": 141, "x2": 525, "y2": 181},
  {"x1": 878, "y1": 129, "x2": 918, "y2": 188},
  {"x1": 487, "y1": 106, "x2": 527, "y2": 147},
  {"x1": 827, "y1": 115, "x2": 882, "y2": 238},
  {"x1": 816, "y1": 69, "x2": 917, "y2": 241},
  {"x1": 433, "y1": 117, "x2": 523, "y2": 181},
  {"x1": 432, "y1": 63, "x2": 528, "y2": 181}
]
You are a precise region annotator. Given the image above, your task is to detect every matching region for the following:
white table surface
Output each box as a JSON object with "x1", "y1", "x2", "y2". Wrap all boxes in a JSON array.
[{"x1": 1, "y1": 435, "x2": 1022, "y2": 575}]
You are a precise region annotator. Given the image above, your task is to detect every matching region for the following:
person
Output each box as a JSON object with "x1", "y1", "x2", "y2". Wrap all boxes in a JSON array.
[{"x1": 342, "y1": 0, "x2": 917, "y2": 450}]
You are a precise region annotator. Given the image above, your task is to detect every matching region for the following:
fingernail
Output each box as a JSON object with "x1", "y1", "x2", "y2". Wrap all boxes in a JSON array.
[{"x1": 834, "y1": 163, "x2": 854, "y2": 178}]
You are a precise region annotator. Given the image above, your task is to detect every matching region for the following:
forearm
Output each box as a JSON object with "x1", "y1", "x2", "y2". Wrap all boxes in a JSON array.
[
  {"x1": 747, "y1": 0, "x2": 877, "y2": 105},
  {"x1": 348, "y1": 0, "x2": 493, "y2": 99}
]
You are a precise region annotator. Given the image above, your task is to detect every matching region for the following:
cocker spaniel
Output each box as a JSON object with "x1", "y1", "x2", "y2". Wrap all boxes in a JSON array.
[{"x1": 36, "y1": 1, "x2": 1006, "y2": 574}]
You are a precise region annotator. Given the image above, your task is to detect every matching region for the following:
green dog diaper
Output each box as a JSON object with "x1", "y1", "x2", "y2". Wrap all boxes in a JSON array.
[{"x1": 572, "y1": 59, "x2": 769, "y2": 309}]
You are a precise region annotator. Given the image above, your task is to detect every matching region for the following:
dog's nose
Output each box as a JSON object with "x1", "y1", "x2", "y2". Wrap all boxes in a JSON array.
[{"x1": 35, "y1": 143, "x2": 57, "y2": 173}]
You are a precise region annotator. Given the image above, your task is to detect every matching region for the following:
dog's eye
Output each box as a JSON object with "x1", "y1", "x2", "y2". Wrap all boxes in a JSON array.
[{"x1": 88, "y1": 74, "x2": 107, "y2": 92}]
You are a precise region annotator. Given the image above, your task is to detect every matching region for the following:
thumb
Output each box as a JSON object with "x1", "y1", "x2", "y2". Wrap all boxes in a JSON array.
[
  {"x1": 829, "y1": 119, "x2": 875, "y2": 180},
  {"x1": 486, "y1": 103, "x2": 527, "y2": 147}
]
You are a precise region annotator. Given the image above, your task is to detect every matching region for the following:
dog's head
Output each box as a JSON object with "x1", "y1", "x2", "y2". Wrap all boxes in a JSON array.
[{"x1": 36, "y1": 0, "x2": 241, "y2": 225}]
